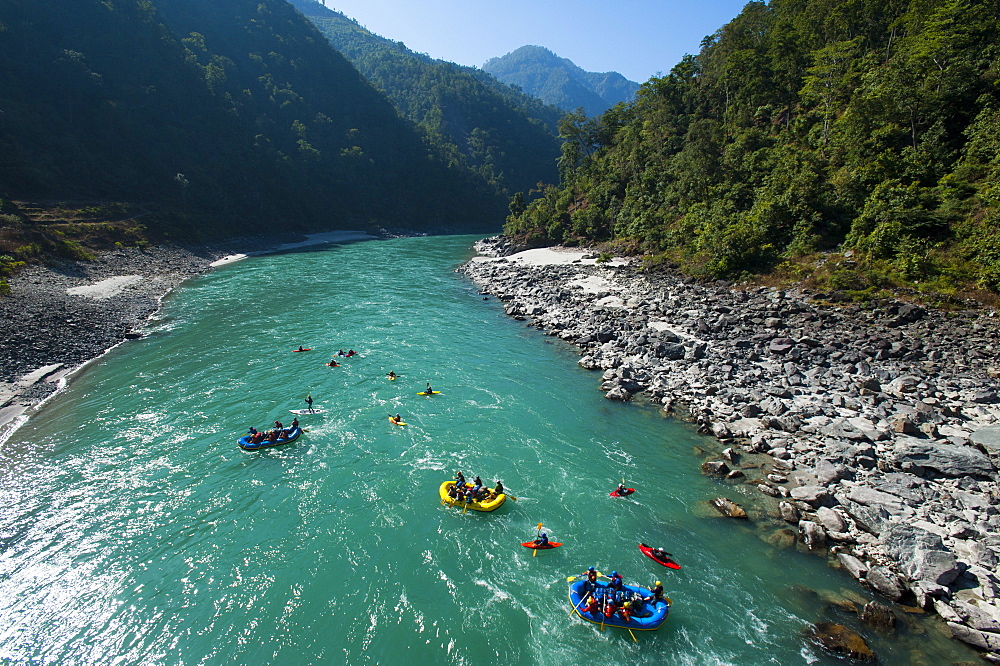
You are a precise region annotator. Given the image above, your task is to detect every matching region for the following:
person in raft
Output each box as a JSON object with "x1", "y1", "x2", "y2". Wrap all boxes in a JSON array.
[
  {"x1": 582, "y1": 594, "x2": 599, "y2": 615},
  {"x1": 247, "y1": 427, "x2": 258, "y2": 437},
  {"x1": 305, "y1": 394, "x2": 314, "y2": 412},
  {"x1": 454, "y1": 471, "x2": 466, "y2": 487},
  {"x1": 644, "y1": 580, "x2": 664, "y2": 603},
  {"x1": 290, "y1": 417, "x2": 299, "y2": 429},
  {"x1": 387, "y1": 371, "x2": 396, "y2": 379},
  {"x1": 582, "y1": 566, "x2": 598, "y2": 592},
  {"x1": 346, "y1": 349, "x2": 356, "y2": 357},
  {"x1": 619, "y1": 601, "x2": 633, "y2": 623},
  {"x1": 608, "y1": 571, "x2": 623, "y2": 591},
  {"x1": 533, "y1": 532, "x2": 549, "y2": 547}
]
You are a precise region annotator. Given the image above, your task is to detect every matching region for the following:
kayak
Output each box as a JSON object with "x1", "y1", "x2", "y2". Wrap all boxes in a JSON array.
[
  {"x1": 639, "y1": 543, "x2": 681, "y2": 569},
  {"x1": 610, "y1": 487, "x2": 635, "y2": 497},
  {"x1": 521, "y1": 541, "x2": 562, "y2": 550},
  {"x1": 388, "y1": 376, "x2": 397, "y2": 380},
  {"x1": 326, "y1": 363, "x2": 340, "y2": 367},
  {"x1": 568, "y1": 579, "x2": 670, "y2": 631},
  {"x1": 289, "y1": 408, "x2": 326, "y2": 415},
  {"x1": 238, "y1": 427, "x2": 302, "y2": 451},
  {"x1": 439, "y1": 481, "x2": 506, "y2": 512},
  {"x1": 417, "y1": 391, "x2": 441, "y2": 396},
  {"x1": 292, "y1": 348, "x2": 311, "y2": 352},
  {"x1": 388, "y1": 417, "x2": 407, "y2": 426}
]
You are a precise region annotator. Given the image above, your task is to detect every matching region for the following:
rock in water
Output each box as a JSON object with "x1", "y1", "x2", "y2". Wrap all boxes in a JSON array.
[
  {"x1": 710, "y1": 497, "x2": 748, "y2": 519},
  {"x1": 860, "y1": 601, "x2": 897, "y2": 632},
  {"x1": 701, "y1": 460, "x2": 731, "y2": 477},
  {"x1": 806, "y1": 622, "x2": 876, "y2": 661}
]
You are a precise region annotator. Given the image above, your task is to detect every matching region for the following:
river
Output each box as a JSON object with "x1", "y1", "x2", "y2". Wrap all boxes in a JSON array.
[{"x1": 0, "y1": 235, "x2": 978, "y2": 664}]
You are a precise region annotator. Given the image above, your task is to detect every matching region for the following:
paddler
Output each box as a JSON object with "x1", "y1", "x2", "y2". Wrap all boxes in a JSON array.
[
  {"x1": 619, "y1": 601, "x2": 633, "y2": 623},
  {"x1": 387, "y1": 371, "x2": 396, "y2": 379},
  {"x1": 582, "y1": 566, "x2": 598, "y2": 592},
  {"x1": 582, "y1": 594, "x2": 599, "y2": 615},
  {"x1": 424, "y1": 382, "x2": 434, "y2": 394},
  {"x1": 644, "y1": 580, "x2": 664, "y2": 603},
  {"x1": 305, "y1": 394, "x2": 314, "y2": 412},
  {"x1": 609, "y1": 571, "x2": 623, "y2": 591},
  {"x1": 290, "y1": 417, "x2": 299, "y2": 430},
  {"x1": 533, "y1": 532, "x2": 549, "y2": 547}
]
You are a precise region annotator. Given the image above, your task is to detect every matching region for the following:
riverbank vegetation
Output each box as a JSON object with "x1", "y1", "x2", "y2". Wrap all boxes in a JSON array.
[
  {"x1": 504, "y1": 0, "x2": 1000, "y2": 304},
  {"x1": 0, "y1": 0, "x2": 512, "y2": 247}
]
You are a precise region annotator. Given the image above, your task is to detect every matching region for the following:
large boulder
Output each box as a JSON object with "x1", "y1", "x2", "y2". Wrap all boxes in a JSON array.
[
  {"x1": 816, "y1": 506, "x2": 847, "y2": 533},
  {"x1": 860, "y1": 601, "x2": 896, "y2": 632},
  {"x1": 701, "y1": 460, "x2": 731, "y2": 477},
  {"x1": 789, "y1": 485, "x2": 833, "y2": 507},
  {"x1": 866, "y1": 566, "x2": 905, "y2": 601},
  {"x1": 799, "y1": 520, "x2": 828, "y2": 550},
  {"x1": 947, "y1": 622, "x2": 1000, "y2": 651},
  {"x1": 969, "y1": 425, "x2": 1000, "y2": 460},
  {"x1": 806, "y1": 622, "x2": 876, "y2": 661},
  {"x1": 779, "y1": 501, "x2": 800, "y2": 524},
  {"x1": 710, "y1": 497, "x2": 748, "y2": 519},
  {"x1": 893, "y1": 437, "x2": 995, "y2": 478},
  {"x1": 880, "y1": 523, "x2": 962, "y2": 587},
  {"x1": 837, "y1": 553, "x2": 868, "y2": 580}
]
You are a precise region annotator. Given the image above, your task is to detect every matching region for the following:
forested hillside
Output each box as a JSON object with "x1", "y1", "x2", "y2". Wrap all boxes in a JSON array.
[
  {"x1": 506, "y1": 0, "x2": 1000, "y2": 300},
  {"x1": 0, "y1": 0, "x2": 506, "y2": 242},
  {"x1": 288, "y1": 0, "x2": 561, "y2": 197},
  {"x1": 482, "y1": 46, "x2": 639, "y2": 117}
]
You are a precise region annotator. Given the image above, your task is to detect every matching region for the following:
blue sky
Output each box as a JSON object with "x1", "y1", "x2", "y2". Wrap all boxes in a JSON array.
[{"x1": 317, "y1": 0, "x2": 751, "y2": 83}]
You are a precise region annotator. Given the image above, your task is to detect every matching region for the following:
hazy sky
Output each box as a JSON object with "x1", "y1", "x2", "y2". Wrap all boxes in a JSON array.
[{"x1": 317, "y1": 0, "x2": 751, "y2": 83}]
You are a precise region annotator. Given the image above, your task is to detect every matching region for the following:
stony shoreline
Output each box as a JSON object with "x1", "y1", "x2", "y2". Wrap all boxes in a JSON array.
[
  {"x1": 461, "y1": 235, "x2": 1000, "y2": 660},
  {"x1": 0, "y1": 231, "x2": 376, "y2": 442}
]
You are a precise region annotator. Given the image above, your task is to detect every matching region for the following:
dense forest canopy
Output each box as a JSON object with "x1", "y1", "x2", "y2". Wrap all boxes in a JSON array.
[
  {"x1": 482, "y1": 45, "x2": 640, "y2": 117},
  {"x1": 0, "y1": 0, "x2": 509, "y2": 242},
  {"x1": 287, "y1": 0, "x2": 561, "y2": 199},
  {"x1": 506, "y1": 0, "x2": 1000, "y2": 298}
]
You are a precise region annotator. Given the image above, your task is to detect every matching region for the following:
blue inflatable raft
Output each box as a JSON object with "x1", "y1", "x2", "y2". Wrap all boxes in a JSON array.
[
  {"x1": 568, "y1": 579, "x2": 670, "y2": 631},
  {"x1": 238, "y1": 427, "x2": 302, "y2": 451}
]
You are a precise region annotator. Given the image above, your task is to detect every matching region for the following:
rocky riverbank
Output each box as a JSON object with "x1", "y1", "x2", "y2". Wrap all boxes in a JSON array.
[
  {"x1": 461, "y1": 235, "x2": 1000, "y2": 660},
  {"x1": 0, "y1": 231, "x2": 375, "y2": 441}
]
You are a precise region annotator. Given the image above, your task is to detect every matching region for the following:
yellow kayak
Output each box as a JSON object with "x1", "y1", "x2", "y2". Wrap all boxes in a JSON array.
[{"x1": 439, "y1": 481, "x2": 506, "y2": 512}]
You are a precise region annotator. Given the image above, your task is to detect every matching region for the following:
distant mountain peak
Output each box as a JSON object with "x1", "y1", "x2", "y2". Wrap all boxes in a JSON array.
[{"x1": 482, "y1": 45, "x2": 638, "y2": 116}]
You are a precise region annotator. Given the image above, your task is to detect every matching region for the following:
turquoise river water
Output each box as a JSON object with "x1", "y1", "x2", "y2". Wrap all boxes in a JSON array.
[{"x1": 0, "y1": 236, "x2": 980, "y2": 664}]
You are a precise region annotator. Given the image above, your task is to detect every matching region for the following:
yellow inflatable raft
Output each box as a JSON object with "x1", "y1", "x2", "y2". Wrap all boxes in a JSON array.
[{"x1": 439, "y1": 481, "x2": 506, "y2": 512}]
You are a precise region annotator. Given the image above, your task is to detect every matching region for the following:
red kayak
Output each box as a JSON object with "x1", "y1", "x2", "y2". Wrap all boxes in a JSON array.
[
  {"x1": 610, "y1": 487, "x2": 635, "y2": 497},
  {"x1": 639, "y1": 542, "x2": 681, "y2": 569},
  {"x1": 521, "y1": 541, "x2": 562, "y2": 550},
  {"x1": 292, "y1": 348, "x2": 311, "y2": 352}
]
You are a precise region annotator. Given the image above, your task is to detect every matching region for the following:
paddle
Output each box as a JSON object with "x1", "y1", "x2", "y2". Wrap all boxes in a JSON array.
[
  {"x1": 532, "y1": 522, "x2": 543, "y2": 557},
  {"x1": 568, "y1": 594, "x2": 588, "y2": 617}
]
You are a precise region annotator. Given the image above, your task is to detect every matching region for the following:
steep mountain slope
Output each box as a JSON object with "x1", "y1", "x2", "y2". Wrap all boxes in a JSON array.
[
  {"x1": 287, "y1": 0, "x2": 561, "y2": 197},
  {"x1": 0, "y1": 0, "x2": 505, "y2": 239},
  {"x1": 506, "y1": 0, "x2": 1000, "y2": 298},
  {"x1": 482, "y1": 45, "x2": 639, "y2": 117}
]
